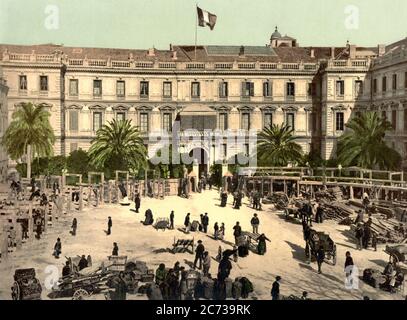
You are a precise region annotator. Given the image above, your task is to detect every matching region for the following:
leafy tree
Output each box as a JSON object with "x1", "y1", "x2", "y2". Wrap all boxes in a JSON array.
[
  {"x1": 67, "y1": 149, "x2": 91, "y2": 176},
  {"x1": 337, "y1": 112, "x2": 401, "y2": 170},
  {"x1": 1, "y1": 102, "x2": 55, "y2": 178},
  {"x1": 256, "y1": 124, "x2": 303, "y2": 166},
  {"x1": 87, "y1": 119, "x2": 147, "y2": 173}
]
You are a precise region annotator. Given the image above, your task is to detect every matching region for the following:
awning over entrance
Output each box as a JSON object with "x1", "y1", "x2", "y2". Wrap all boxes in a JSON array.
[{"x1": 178, "y1": 105, "x2": 217, "y2": 131}]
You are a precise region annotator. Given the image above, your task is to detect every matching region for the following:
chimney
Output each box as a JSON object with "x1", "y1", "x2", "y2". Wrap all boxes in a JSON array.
[
  {"x1": 349, "y1": 45, "x2": 356, "y2": 59},
  {"x1": 378, "y1": 44, "x2": 386, "y2": 57},
  {"x1": 310, "y1": 47, "x2": 315, "y2": 58},
  {"x1": 330, "y1": 47, "x2": 335, "y2": 59},
  {"x1": 169, "y1": 43, "x2": 173, "y2": 51},
  {"x1": 148, "y1": 47, "x2": 156, "y2": 57},
  {"x1": 239, "y1": 45, "x2": 245, "y2": 56}
]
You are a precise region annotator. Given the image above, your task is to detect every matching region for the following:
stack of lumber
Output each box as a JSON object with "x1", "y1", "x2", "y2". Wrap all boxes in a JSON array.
[
  {"x1": 368, "y1": 219, "x2": 406, "y2": 244},
  {"x1": 319, "y1": 200, "x2": 355, "y2": 223},
  {"x1": 315, "y1": 187, "x2": 343, "y2": 202}
]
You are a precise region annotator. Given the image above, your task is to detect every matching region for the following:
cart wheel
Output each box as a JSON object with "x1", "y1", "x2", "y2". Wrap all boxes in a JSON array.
[
  {"x1": 332, "y1": 245, "x2": 337, "y2": 266},
  {"x1": 11, "y1": 282, "x2": 20, "y2": 300},
  {"x1": 72, "y1": 288, "x2": 90, "y2": 300}
]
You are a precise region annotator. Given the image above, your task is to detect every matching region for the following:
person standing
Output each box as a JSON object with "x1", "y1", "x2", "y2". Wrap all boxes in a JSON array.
[
  {"x1": 169, "y1": 211, "x2": 175, "y2": 230},
  {"x1": 315, "y1": 201, "x2": 324, "y2": 223},
  {"x1": 355, "y1": 223, "x2": 364, "y2": 250},
  {"x1": 202, "y1": 251, "x2": 211, "y2": 276},
  {"x1": 114, "y1": 272, "x2": 127, "y2": 300},
  {"x1": 257, "y1": 234, "x2": 269, "y2": 255},
  {"x1": 134, "y1": 192, "x2": 141, "y2": 213},
  {"x1": 184, "y1": 213, "x2": 191, "y2": 233},
  {"x1": 194, "y1": 240, "x2": 205, "y2": 270},
  {"x1": 71, "y1": 218, "x2": 77, "y2": 236},
  {"x1": 233, "y1": 222, "x2": 242, "y2": 245},
  {"x1": 219, "y1": 223, "x2": 225, "y2": 240},
  {"x1": 53, "y1": 238, "x2": 62, "y2": 259},
  {"x1": 316, "y1": 246, "x2": 325, "y2": 274},
  {"x1": 78, "y1": 255, "x2": 88, "y2": 270},
  {"x1": 271, "y1": 276, "x2": 281, "y2": 300},
  {"x1": 250, "y1": 214, "x2": 260, "y2": 234},
  {"x1": 214, "y1": 222, "x2": 219, "y2": 240},
  {"x1": 107, "y1": 217, "x2": 112, "y2": 235},
  {"x1": 344, "y1": 251, "x2": 354, "y2": 280},
  {"x1": 202, "y1": 213, "x2": 209, "y2": 233},
  {"x1": 112, "y1": 242, "x2": 119, "y2": 256},
  {"x1": 362, "y1": 222, "x2": 371, "y2": 249}
]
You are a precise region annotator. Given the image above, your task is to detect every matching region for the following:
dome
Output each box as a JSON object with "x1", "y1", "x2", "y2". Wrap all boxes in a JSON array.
[{"x1": 271, "y1": 26, "x2": 281, "y2": 39}]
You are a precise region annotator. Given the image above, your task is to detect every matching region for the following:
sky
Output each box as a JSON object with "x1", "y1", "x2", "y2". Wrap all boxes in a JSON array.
[{"x1": 0, "y1": 0, "x2": 406, "y2": 49}]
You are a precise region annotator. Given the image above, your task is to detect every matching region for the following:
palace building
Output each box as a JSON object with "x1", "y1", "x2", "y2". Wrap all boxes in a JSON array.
[{"x1": 0, "y1": 28, "x2": 407, "y2": 176}]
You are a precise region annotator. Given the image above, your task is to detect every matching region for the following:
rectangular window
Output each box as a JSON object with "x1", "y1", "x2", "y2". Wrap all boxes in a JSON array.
[
  {"x1": 355, "y1": 80, "x2": 363, "y2": 96},
  {"x1": 264, "y1": 113, "x2": 273, "y2": 128},
  {"x1": 163, "y1": 113, "x2": 172, "y2": 132},
  {"x1": 116, "y1": 80, "x2": 125, "y2": 97},
  {"x1": 69, "y1": 79, "x2": 78, "y2": 96},
  {"x1": 140, "y1": 81, "x2": 149, "y2": 97},
  {"x1": 93, "y1": 80, "x2": 102, "y2": 96},
  {"x1": 242, "y1": 82, "x2": 254, "y2": 97},
  {"x1": 241, "y1": 113, "x2": 250, "y2": 130},
  {"x1": 286, "y1": 82, "x2": 295, "y2": 97},
  {"x1": 404, "y1": 108, "x2": 407, "y2": 131},
  {"x1": 40, "y1": 76, "x2": 48, "y2": 91},
  {"x1": 69, "y1": 110, "x2": 79, "y2": 131},
  {"x1": 163, "y1": 81, "x2": 172, "y2": 98},
  {"x1": 392, "y1": 74, "x2": 397, "y2": 90},
  {"x1": 373, "y1": 79, "x2": 377, "y2": 94},
  {"x1": 382, "y1": 76, "x2": 387, "y2": 92},
  {"x1": 219, "y1": 82, "x2": 228, "y2": 98},
  {"x1": 336, "y1": 80, "x2": 344, "y2": 96},
  {"x1": 286, "y1": 113, "x2": 295, "y2": 131},
  {"x1": 244, "y1": 143, "x2": 249, "y2": 156},
  {"x1": 93, "y1": 112, "x2": 102, "y2": 131},
  {"x1": 70, "y1": 143, "x2": 78, "y2": 152},
  {"x1": 19, "y1": 75, "x2": 27, "y2": 91},
  {"x1": 116, "y1": 112, "x2": 126, "y2": 122},
  {"x1": 405, "y1": 72, "x2": 407, "y2": 89},
  {"x1": 222, "y1": 144, "x2": 227, "y2": 159},
  {"x1": 392, "y1": 110, "x2": 397, "y2": 130},
  {"x1": 140, "y1": 112, "x2": 149, "y2": 132},
  {"x1": 191, "y1": 82, "x2": 200, "y2": 98},
  {"x1": 219, "y1": 113, "x2": 228, "y2": 131},
  {"x1": 263, "y1": 81, "x2": 272, "y2": 97},
  {"x1": 336, "y1": 112, "x2": 344, "y2": 131}
]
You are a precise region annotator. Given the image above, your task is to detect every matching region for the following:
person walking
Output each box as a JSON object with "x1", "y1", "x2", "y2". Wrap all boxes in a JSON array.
[
  {"x1": 184, "y1": 213, "x2": 191, "y2": 233},
  {"x1": 316, "y1": 246, "x2": 325, "y2": 274},
  {"x1": 112, "y1": 242, "x2": 119, "y2": 256},
  {"x1": 169, "y1": 211, "x2": 175, "y2": 230},
  {"x1": 194, "y1": 240, "x2": 205, "y2": 270},
  {"x1": 71, "y1": 218, "x2": 77, "y2": 236},
  {"x1": 53, "y1": 238, "x2": 62, "y2": 259},
  {"x1": 214, "y1": 222, "x2": 219, "y2": 240},
  {"x1": 250, "y1": 214, "x2": 260, "y2": 234},
  {"x1": 271, "y1": 276, "x2": 281, "y2": 300},
  {"x1": 202, "y1": 213, "x2": 209, "y2": 233},
  {"x1": 202, "y1": 251, "x2": 211, "y2": 276},
  {"x1": 233, "y1": 222, "x2": 242, "y2": 245},
  {"x1": 107, "y1": 216, "x2": 112, "y2": 235},
  {"x1": 134, "y1": 192, "x2": 141, "y2": 213}
]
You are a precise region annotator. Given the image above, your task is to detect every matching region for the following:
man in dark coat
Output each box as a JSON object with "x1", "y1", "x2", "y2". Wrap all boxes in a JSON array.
[
  {"x1": 250, "y1": 213, "x2": 260, "y2": 234},
  {"x1": 62, "y1": 261, "x2": 71, "y2": 277},
  {"x1": 53, "y1": 238, "x2": 62, "y2": 259},
  {"x1": 233, "y1": 222, "x2": 242, "y2": 245},
  {"x1": 114, "y1": 272, "x2": 127, "y2": 300},
  {"x1": 71, "y1": 218, "x2": 77, "y2": 236},
  {"x1": 315, "y1": 201, "x2": 324, "y2": 223},
  {"x1": 107, "y1": 217, "x2": 112, "y2": 235},
  {"x1": 169, "y1": 211, "x2": 175, "y2": 229},
  {"x1": 355, "y1": 223, "x2": 364, "y2": 250},
  {"x1": 194, "y1": 240, "x2": 205, "y2": 270},
  {"x1": 316, "y1": 246, "x2": 325, "y2": 274},
  {"x1": 362, "y1": 223, "x2": 371, "y2": 249},
  {"x1": 134, "y1": 193, "x2": 141, "y2": 213},
  {"x1": 184, "y1": 213, "x2": 191, "y2": 232},
  {"x1": 202, "y1": 213, "x2": 209, "y2": 233},
  {"x1": 271, "y1": 276, "x2": 281, "y2": 300},
  {"x1": 78, "y1": 255, "x2": 88, "y2": 270},
  {"x1": 112, "y1": 242, "x2": 119, "y2": 256},
  {"x1": 218, "y1": 254, "x2": 232, "y2": 282}
]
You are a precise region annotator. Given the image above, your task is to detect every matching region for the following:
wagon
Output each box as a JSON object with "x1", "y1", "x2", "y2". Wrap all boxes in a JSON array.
[
  {"x1": 305, "y1": 229, "x2": 337, "y2": 265},
  {"x1": 384, "y1": 244, "x2": 407, "y2": 264},
  {"x1": 11, "y1": 268, "x2": 42, "y2": 300}
]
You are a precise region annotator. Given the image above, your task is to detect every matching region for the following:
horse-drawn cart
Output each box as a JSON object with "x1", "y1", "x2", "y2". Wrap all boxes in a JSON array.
[{"x1": 305, "y1": 229, "x2": 337, "y2": 265}]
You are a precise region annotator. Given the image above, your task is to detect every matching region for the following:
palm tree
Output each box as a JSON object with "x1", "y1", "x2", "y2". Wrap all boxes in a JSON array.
[
  {"x1": 256, "y1": 124, "x2": 303, "y2": 166},
  {"x1": 337, "y1": 111, "x2": 401, "y2": 170},
  {"x1": 1, "y1": 102, "x2": 55, "y2": 179},
  {"x1": 88, "y1": 119, "x2": 147, "y2": 172}
]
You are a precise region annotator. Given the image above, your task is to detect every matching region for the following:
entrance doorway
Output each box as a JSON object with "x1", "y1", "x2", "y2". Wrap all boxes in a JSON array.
[{"x1": 189, "y1": 148, "x2": 209, "y2": 178}]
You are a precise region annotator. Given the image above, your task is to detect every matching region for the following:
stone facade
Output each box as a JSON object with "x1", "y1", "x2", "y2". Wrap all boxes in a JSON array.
[
  {"x1": 0, "y1": 67, "x2": 9, "y2": 181},
  {"x1": 0, "y1": 31, "x2": 406, "y2": 174}
]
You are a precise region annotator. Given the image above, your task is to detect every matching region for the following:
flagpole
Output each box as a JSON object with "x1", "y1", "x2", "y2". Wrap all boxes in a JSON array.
[{"x1": 195, "y1": 4, "x2": 198, "y2": 61}]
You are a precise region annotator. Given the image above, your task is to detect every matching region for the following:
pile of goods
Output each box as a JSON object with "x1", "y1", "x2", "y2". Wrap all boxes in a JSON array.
[
  {"x1": 11, "y1": 268, "x2": 42, "y2": 300},
  {"x1": 315, "y1": 186, "x2": 343, "y2": 202},
  {"x1": 124, "y1": 260, "x2": 155, "y2": 283},
  {"x1": 319, "y1": 201, "x2": 355, "y2": 223}
]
